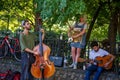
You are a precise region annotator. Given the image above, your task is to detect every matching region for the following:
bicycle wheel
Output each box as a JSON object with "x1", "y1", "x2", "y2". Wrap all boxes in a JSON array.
[
  {"x1": 13, "y1": 43, "x2": 21, "y2": 62},
  {"x1": 0, "y1": 40, "x2": 8, "y2": 58}
]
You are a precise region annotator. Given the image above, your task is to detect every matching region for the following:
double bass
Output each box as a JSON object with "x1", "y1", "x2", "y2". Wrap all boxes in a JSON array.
[{"x1": 31, "y1": 17, "x2": 55, "y2": 79}]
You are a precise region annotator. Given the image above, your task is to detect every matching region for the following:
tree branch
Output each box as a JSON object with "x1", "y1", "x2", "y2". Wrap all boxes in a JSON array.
[{"x1": 86, "y1": 2, "x2": 103, "y2": 44}]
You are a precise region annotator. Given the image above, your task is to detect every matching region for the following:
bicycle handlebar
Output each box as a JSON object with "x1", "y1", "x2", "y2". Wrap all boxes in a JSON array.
[{"x1": 2, "y1": 32, "x2": 11, "y2": 36}]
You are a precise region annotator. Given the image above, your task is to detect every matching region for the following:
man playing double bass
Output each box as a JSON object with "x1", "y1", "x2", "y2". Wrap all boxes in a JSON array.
[{"x1": 19, "y1": 19, "x2": 45, "y2": 80}]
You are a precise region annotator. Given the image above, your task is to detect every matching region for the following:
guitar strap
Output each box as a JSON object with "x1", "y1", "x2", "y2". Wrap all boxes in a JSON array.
[
  {"x1": 74, "y1": 22, "x2": 86, "y2": 44},
  {"x1": 74, "y1": 22, "x2": 85, "y2": 29}
]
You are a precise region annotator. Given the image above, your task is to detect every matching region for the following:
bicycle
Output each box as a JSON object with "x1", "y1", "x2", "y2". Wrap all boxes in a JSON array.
[{"x1": 0, "y1": 32, "x2": 21, "y2": 62}]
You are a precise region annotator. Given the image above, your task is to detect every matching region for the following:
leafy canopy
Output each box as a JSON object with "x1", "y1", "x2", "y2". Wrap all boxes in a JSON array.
[{"x1": 35, "y1": 0, "x2": 86, "y2": 26}]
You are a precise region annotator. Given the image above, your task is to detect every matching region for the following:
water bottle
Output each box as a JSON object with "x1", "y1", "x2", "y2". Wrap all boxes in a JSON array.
[
  {"x1": 63, "y1": 57, "x2": 68, "y2": 68},
  {"x1": 83, "y1": 63, "x2": 86, "y2": 70}
]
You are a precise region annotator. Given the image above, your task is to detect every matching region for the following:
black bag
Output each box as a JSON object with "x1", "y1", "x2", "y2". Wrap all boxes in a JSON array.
[{"x1": 49, "y1": 56, "x2": 64, "y2": 67}]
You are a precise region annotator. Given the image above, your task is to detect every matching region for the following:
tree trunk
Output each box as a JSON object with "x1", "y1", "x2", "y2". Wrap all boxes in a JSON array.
[
  {"x1": 34, "y1": 13, "x2": 43, "y2": 31},
  {"x1": 86, "y1": 3, "x2": 102, "y2": 44},
  {"x1": 108, "y1": 8, "x2": 118, "y2": 54},
  {"x1": 33, "y1": 0, "x2": 43, "y2": 31},
  {"x1": 117, "y1": 9, "x2": 120, "y2": 35}
]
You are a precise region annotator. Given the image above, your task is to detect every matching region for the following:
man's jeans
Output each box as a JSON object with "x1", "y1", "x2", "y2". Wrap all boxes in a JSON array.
[
  {"x1": 84, "y1": 65, "x2": 103, "y2": 80},
  {"x1": 21, "y1": 52, "x2": 35, "y2": 80}
]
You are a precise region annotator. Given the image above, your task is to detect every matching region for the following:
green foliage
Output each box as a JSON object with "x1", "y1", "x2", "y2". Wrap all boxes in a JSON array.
[
  {"x1": 45, "y1": 31, "x2": 60, "y2": 40},
  {"x1": 0, "y1": 0, "x2": 34, "y2": 32},
  {"x1": 84, "y1": 0, "x2": 120, "y2": 41},
  {"x1": 90, "y1": 24, "x2": 108, "y2": 41},
  {"x1": 35, "y1": 0, "x2": 86, "y2": 26},
  {"x1": 0, "y1": 0, "x2": 120, "y2": 41}
]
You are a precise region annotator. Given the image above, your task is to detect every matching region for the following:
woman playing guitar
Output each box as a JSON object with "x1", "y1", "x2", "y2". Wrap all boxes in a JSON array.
[{"x1": 68, "y1": 15, "x2": 87, "y2": 69}]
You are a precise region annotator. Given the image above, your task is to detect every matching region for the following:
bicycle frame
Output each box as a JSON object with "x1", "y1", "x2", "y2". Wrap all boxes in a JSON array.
[
  {"x1": 0, "y1": 35, "x2": 21, "y2": 61},
  {"x1": 4, "y1": 36, "x2": 14, "y2": 54}
]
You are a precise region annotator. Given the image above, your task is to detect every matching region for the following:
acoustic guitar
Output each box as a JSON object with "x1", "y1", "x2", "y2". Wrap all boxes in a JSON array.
[
  {"x1": 67, "y1": 23, "x2": 82, "y2": 43},
  {"x1": 77, "y1": 55, "x2": 113, "y2": 70},
  {"x1": 70, "y1": 28, "x2": 82, "y2": 42}
]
